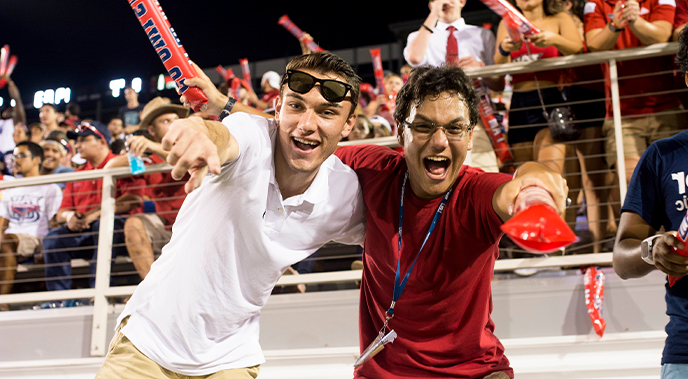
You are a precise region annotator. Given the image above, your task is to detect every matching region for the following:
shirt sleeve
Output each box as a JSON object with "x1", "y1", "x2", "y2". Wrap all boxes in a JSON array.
[
  {"x1": 650, "y1": 0, "x2": 677, "y2": 23},
  {"x1": 403, "y1": 31, "x2": 428, "y2": 67},
  {"x1": 332, "y1": 184, "x2": 367, "y2": 245},
  {"x1": 675, "y1": 0, "x2": 688, "y2": 27},
  {"x1": 584, "y1": 0, "x2": 608, "y2": 33},
  {"x1": 621, "y1": 144, "x2": 666, "y2": 230},
  {"x1": 219, "y1": 113, "x2": 271, "y2": 178},
  {"x1": 47, "y1": 185, "x2": 63, "y2": 220},
  {"x1": 60, "y1": 182, "x2": 75, "y2": 211},
  {"x1": 462, "y1": 170, "x2": 512, "y2": 243}
]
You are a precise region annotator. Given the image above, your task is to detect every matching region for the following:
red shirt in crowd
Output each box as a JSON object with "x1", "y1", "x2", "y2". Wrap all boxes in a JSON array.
[
  {"x1": 584, "y1": 0, "x2": 678, "y2": 117},
  {"x1": 676, "y1": 0, "x2": 688, "y2": 28},
  {"x1": 60, "y1": 151, "x2": 145, "y2": 215},
  {"x1": 336, "y1": 145, "x2": 513, "y2": 379},
  {"x1": 143, "y1": 154, "x2": 188, "y2": 226},
  {"x1": 261, "y1": 89, "x2": 280, "y2": 109}
]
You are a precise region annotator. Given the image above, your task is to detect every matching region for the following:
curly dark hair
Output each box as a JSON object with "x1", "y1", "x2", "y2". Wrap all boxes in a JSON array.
[
  {"x1": 677, "y1": 27, "x2": 688, "y2": 74},
  {"x1": 393, "y1": 65, "x2": 479, "y2": 129}
]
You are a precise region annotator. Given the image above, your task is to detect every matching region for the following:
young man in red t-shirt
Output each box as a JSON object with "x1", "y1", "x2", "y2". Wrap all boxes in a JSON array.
[
  {"x1": 43, "y1": 121, "x2": 145, "y2": 292},
  {"x1": 584, "y1": 0, "x2": 683, "y2": 181},
  {"x1": 105, "y1": 97, "x2": 190, "y2": 280}
]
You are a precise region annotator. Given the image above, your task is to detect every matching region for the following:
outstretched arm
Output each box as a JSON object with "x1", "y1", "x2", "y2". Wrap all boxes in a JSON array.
[
  {"x1": 161, "y1": 116, "x2": 238, "y2": 193},
  {"x1": 182, "y1": 63, "x2": 273, "y2": 119},
  {"x1": 492, "y1": 162, "x2": 569, "y2": 222}
]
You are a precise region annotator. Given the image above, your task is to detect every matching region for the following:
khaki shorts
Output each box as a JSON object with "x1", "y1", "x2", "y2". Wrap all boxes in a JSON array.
[
  {"x1": 469, "y1": 122, "x2": 500, "y2": 173},
  {"x1": 132, "y1": 214, "x2": 173, "y2": 255},
  {"x1": 96, "y1": 316, "x2": 260, "y2": 379},
  {"x1": 13, "y1": 233, "x2": 41, "y2": 261},
  {"x1": 602, "y1": 108, "x2": 687, "y2": 167}
]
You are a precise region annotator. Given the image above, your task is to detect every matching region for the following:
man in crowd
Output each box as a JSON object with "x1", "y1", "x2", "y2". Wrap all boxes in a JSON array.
[
  {"x1": 585, "y1": 0, "x2": 684, "y2": 182},
  {"x1": 42, "y1": 121, "x2": 145, "y2": 292},
  {"x1": 96, "y1": 51, "x2": 366, "y2": 378},
  {"x1": 247, "y1": 70, "x2": 281, "y2": 111},
  {"x1": 403, "y1": 0, "x2": 502, "y2": 172},
  {"x1": 64, "y1": 103, "x2": 81, "y2": 129},
  {"x1": 38, "y1": 104, "x2": 61, "y2": 134},
  {"x1": 104, "y1": 97, "x2": 189, "y2": 280},
  {"x1": 613, "y1": 27, "x2": 688, "y2": 379},
  {"x1": 164, "y1": 60, "x2": 568, "y2": 378},
  {"x1": 118, "y1": 86, "x2": 144, "y2": 134},
  {"x1": 107, "y1": 116, "x2": 126, "y2": 141},
  {"x1": 28, "y1": 122, "x2": 46, "y2": 144},
  {"x1": 40, "y1": 136, "x2": 74, "y2": 188},
  {"x1": 0, "y1": 75, "x2": 25, "y2": 154},
  {"x1": 0, "y1": 142, "x2": 62, "y2": 311}
]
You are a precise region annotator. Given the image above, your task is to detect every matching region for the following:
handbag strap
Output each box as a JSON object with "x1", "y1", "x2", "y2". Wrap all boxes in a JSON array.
[{"x1": 525, "y1": 41, "x2": 549, "y2": 119}]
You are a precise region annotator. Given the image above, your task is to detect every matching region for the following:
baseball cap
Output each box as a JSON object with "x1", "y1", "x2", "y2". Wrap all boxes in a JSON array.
[
  {"x1": 67, "y1": 121, "x2": 112, "y2": 143},
  {"x1": 369, "y1": 115, "x2": 392, "y2": 133},
  {"x1": 261, "y1": 71, "x2": 281, "y2": 90}
]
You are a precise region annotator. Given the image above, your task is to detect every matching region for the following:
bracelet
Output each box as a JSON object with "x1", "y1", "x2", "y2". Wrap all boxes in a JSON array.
[
  {"x1": 219, "y1": 97, "x2": 237, "y2": 122},
  {"x1": 498, "y1": 43, "x2": 510, "y2": 57},
  {"x1": 422, "y1": 24, "x2": 434, "y2": 33}
]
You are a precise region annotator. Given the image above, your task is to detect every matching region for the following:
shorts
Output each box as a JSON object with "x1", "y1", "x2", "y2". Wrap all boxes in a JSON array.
[
  {"x1": 508, "y1": 87, "x2": 565, "y2": 145},
  {"x1": 567, "y1": 85, "x2": 606, "y2": 129},
  {"x1": 13, "y1": 233, "x2": 42, "y2": 261},
  {"x1": 130, "y1": 214, "x2": 172, "y2": 255},
  {"x1": 602, "y1": 107, "x2": 687, "y2": 167}
]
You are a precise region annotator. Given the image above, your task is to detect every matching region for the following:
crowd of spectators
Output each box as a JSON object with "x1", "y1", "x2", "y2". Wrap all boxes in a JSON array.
[{"x1": 0, "y1": 0, "x2": 686, "y2": 308}]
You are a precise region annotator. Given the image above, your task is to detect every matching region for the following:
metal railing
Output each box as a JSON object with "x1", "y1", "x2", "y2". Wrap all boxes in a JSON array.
[{"x1": 0, "y1": 41, "x2": 681, "y2": 356}]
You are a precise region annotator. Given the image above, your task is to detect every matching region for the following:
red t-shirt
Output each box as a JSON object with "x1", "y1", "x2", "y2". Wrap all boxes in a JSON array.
[
  {"x1": 60, "y1": 152, "x2": 145, "y2": 215},
  {"x1": 335, "y1": 145, "x2": 513, "y2": 379},
  {"x1": 676, "y1": 0, "x2": 688, "y2": 27},
  {"x1": 143, "y1": 154, "x2": 188, "y2": 226},
  {"x1": 584, "y1": 0, "x2": 678, "y2": 116}
]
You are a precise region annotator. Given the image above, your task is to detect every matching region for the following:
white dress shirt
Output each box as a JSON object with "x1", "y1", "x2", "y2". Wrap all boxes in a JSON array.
[{"x1": 403, "y1": 18, "x2": 496, "y2": 68}]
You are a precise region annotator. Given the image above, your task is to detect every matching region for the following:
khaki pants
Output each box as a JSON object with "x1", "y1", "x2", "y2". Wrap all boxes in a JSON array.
[
  {"x1": 96, "y1": 317, "x2": 260, "y2": 379},
  {"x1": 467, "y1": 122, "x2": 500, "y2": 173},
  {"x1": 602, "y1": 108, "x2": 687, "y2": 168}
]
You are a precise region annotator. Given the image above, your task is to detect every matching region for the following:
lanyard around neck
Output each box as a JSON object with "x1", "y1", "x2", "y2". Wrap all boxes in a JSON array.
[{"x1": 388, "y1": 171, "x2": 454, "y2": 316}]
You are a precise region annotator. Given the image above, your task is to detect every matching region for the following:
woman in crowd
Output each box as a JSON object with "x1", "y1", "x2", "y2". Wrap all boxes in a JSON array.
[
  {"x1": 494, "y1": 0, "x2": 583, "y2": 175},
  {"x1": 348, "y1": 114, "x2": 374, "y2": 141}
]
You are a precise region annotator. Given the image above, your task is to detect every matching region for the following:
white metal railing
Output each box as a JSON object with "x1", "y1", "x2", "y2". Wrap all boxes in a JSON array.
[{"x1": 0, "y1": 41, "x2": 680, "y2": 356}]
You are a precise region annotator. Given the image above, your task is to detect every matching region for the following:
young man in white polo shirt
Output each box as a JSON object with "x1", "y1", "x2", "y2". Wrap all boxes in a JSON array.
[{"x1": 96, "y1": 51, "x2": 365, "y2": 378}]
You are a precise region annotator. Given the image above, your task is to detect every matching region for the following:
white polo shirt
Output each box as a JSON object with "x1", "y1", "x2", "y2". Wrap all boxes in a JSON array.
[
  {"x1": 118, "y1": 113, "x2": 366, "y2": 375},
  {"x1": 403, "y1": 18, "x2": 496, "y2": 68}
]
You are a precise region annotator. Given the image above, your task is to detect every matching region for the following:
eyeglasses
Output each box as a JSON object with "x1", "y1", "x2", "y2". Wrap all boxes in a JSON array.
[
  {"x1": 77, "y1": 123, "x2": 107, "y2": 142},
  {"x1": 402, "y1": 121, "x2": 472, "y2": 141},
  {"x1": 14, "y1": 153, "x2": 33, "y2": 160},
  {"x1": 283, "y1": 70, "x2": 353, "y2": 103}
]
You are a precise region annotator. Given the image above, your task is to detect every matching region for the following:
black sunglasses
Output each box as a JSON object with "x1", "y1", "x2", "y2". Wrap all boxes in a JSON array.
[{"x1": 283, "y1": 70, "x2": 353, "y2": 103}]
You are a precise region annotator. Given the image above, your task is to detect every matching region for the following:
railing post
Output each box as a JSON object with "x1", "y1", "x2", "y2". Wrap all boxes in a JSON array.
[
  {"x1": 609, "y1": 58, "x2": 628, "y2": 205},
  {"x1": 90, "y1": 174, "x2": 116, "y2": 356}
]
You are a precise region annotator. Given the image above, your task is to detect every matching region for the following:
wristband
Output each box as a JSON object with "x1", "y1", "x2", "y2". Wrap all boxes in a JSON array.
[
  {"x1": 422, "y1": 24, "x2": 434, "y2": 33},
  {"x1": 219, "y1": 97, "x2": 237, "y2": 122},
  {"x1": 608, "y1": 21, "x2": 625, "y2": 32},
  {"x1": 498, "y1": 43, "x2": 510, "y2": 57},
  {"x1": 63, "y1": 211, "x2": 76, "y2": 224}
]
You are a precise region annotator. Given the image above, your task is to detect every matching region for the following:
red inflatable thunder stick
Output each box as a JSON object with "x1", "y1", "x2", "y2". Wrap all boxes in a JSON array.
[
  {"x1": 278, "y1": 15, "x2": 325, "y2": 53},
  {"x1": 0, "y1": 45, "x2": 9, "y2": 77},
  {"x1": 668, "y1": 210, "x2": 688, "y2": 286},
  {"x1": 501, "y1": 186, "x2": 577, "y2": 253},
  {"x1": 370, "y1": 48, "x2": 386, "y2": 96},
  {"x1": 481, "y1": 0, "x2": 540, "y2": 42},
  {"x1": 216, "y1": 65, "x2": 234, "y2": 82},
  {"x1": 473, "y1": 79, "x2": 513, "y2": 163},
  {"x1": 238, "y1": 59, "x2": 253, "y2": 91},
  {"x1": 128, "y1": 0, "x2": 207, "y2": 112},
  {"x1": 0, "y1": 55, "x2": 18, "y2": 89},
  {"x1": 584, "y1": 266, "x2": 606, "y2": 337}
]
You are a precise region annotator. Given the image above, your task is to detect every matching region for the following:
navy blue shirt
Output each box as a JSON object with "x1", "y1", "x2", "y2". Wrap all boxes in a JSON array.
[{"x1": 622, "y1": 130, "x2": 688, "y2": 365}]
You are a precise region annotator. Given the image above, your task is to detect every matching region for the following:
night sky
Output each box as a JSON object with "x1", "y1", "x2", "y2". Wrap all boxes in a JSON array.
[{"x1": 0, "y1": 0, "x2": 491, "y2": 118}]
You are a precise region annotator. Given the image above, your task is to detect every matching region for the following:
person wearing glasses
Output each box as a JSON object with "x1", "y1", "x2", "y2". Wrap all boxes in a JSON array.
[
  {"x1": 0, "y1": 141, "x2": 62, "y2": 311},
  {"x1": 95, "y1": 51, "x2": 366, "y2": 379},
  {"x1": 41, "y1": 121, "x2": 145, "y2": 296}
]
